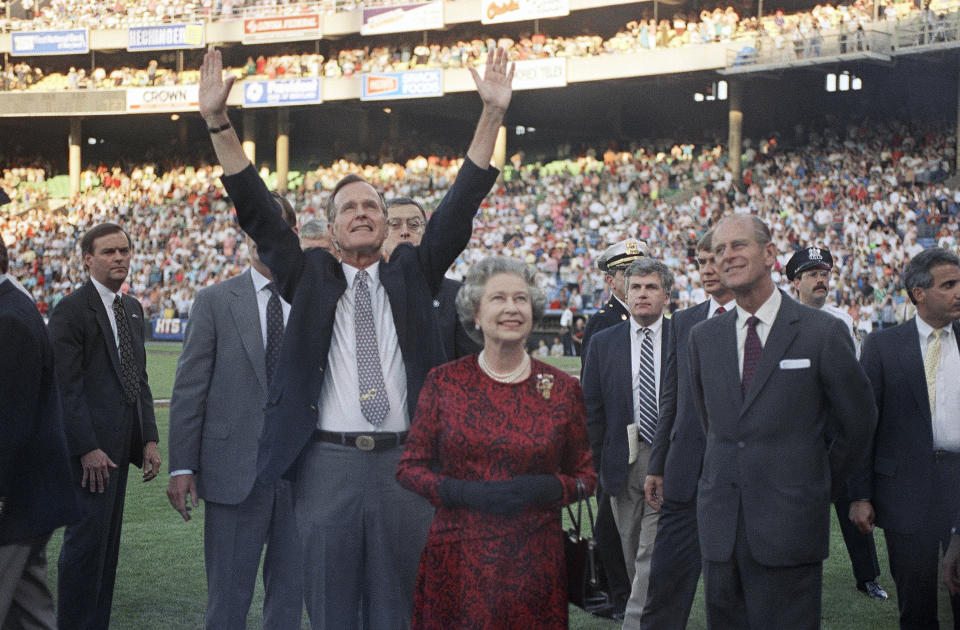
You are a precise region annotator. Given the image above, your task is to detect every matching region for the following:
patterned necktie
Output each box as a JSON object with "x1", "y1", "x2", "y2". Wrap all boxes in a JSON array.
[
  {"x1": 741, "y1": 316, "x2": 762, "y2": 396},
  {"x1": 354, "y1": 270, "x2": 390, "y2": 427},
  {"x1": 636, "y1": 327, "x2": 658, "y2": 444},
  {"x1": 923, "y1": 329, "x2": 943, "y2": 416},
  {"x1": 714, "y1": 306, "x2": 726, "y2": 316},
  {"x1": 265, "y1": 282, "x2": 284, "y2": 386},
  {"x1": 113, "y1": 295, "x2": 140, "y2": 405}
]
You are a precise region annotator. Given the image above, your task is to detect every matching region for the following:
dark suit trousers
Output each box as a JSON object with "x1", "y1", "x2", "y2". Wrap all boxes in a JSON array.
[
  {"x1": 57, "y1": 405, "x2": 134, "y2": 630},
  {"x1": 641, "y1": 497, "x2": 701, "y2": 630},
  {"x1": 703, "y1": 505, "x2": 822, "y2": 630},
  {"x1": 833, "y1": 494, "x2": 880, "y2": 584},
  {"x1": 883, "y1": 452, "x2": 960, "y2": 630},
  {"x1": 596, "y1": 489, "x2": 631, "y2": 609}
]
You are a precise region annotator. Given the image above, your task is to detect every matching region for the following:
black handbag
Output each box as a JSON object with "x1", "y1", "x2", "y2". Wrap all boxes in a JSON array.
[{"x1": 564, "y1": 478, "x2": 603, "y2": 609}]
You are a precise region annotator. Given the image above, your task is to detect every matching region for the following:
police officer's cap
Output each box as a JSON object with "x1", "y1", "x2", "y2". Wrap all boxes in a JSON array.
[
  {"x1": 786, "y1": 246, "x2": 834, "y2": 281},
  {"x1": 597, "y1": 239, "x2": 649, "y2": 273}
]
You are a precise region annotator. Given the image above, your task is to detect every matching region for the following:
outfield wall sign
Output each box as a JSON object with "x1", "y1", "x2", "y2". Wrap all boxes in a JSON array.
[
  {"x1": 512, "y1": 58, "x2": 567, "y2": 90},
  {"x1": 481, "y1": 0, "x2": 568, "y2": 24},
  {"x1": 243, "y1": 78, "x2": 323, "y2": 107},
  {"x1": 11, "y1": 29, "x2": 88, "y2": 56},
  {"x1": 361, "y1": 70, "x2": 443, "y2": 101},
  {"x1": 126, "y1": 85, "x2": 200, "y2": 112},
  {"x1": 152, "y1": 318, "x2": 186, "y2": 341},
  {"x1": 361, "y1": 1, "x2": 443, "y2": 35},
  {"x1": 242, "y1": 14, "x2": 322, "y2": 43},
  {"x1": 128, "y1": 23, "x2": 204, "y2": 51}
]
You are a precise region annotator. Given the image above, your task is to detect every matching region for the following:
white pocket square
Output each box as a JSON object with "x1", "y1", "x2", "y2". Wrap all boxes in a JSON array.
[{"x1": 779, "y1": 358, "x2": 811, "y2": 369}]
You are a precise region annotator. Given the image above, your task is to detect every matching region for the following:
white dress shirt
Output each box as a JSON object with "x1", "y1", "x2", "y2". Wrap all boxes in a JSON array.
[
  {"x1": 629, "y1": 314, "x2": 663, "y2": 427},
  {"x1": 709, "y1": 296, "x2": 736, "y2": 319},
  {"x1": 916, "y1": 317, "x2": 960, "y2": 452},
  {"x1": 735, "y1": 288, "x2": 782, "y2": 375},
  {"x1": 91, "y1": 276, "x2": 122, "y2": 347},
  {"x1": 319, "y1": 261, "x2": 409, "y2": 433},
  {"x1": 250, "y1": 266, "x2": 291, "y2": 347}
]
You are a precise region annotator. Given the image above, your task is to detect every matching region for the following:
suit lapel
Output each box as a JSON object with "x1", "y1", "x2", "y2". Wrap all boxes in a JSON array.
[
  {"x1": 900, "y1": 319, "x2": 930, "y2": 420},
  {"x1": 232, "y1": 271, "x2": 268, "y2": 392},
  {"x1": 741, "y1": 293, "x2": 800, "y2": 413},
  {"x1": 380, "y1": 259, "x2": 408, "y2": 353},
  {"x1": 86, "y1": 281, "x2": 123, "y2": 378}
]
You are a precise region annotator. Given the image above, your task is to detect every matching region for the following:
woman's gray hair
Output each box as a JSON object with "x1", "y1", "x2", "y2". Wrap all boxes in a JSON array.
[{"x1": 456, "y1": 256, "x2": 546, "y2": 345}]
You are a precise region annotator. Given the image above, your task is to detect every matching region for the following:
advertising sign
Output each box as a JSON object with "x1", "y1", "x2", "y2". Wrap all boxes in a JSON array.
[
  {"x1": 152, "y1": 318, "x2": 186, "y2": 341},
  {"x1": 128, "y1": 23, "x2": 204, "y2": 51},
  {"x1": 481, "y1": 0, "x2": 568, "y2": 24},
  {"x1": 512, "y1": 57, "x2": 567, "y2": 90},
  {"x1": 126, "y1": 85, "x2": 200, "y2": 112},
  {"x1": 243, "y1": 78, "x2": 323, "y2": 107},
  {"x1": 361, "y1": 70, "x2": 443, "y2": 101},
  {"x1": 361, "y1": 1, "x2": 443, "y2": 35},
  {"x1": 11, "y1": 29, "x2": 88, "y2": 56},
  {"x1": 242, "y1": 14, "x2": 321, "y2": 43}
]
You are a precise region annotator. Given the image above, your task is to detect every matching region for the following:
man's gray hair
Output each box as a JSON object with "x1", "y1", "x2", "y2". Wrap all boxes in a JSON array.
[
  {"x1": 299, "y1": 218, "x2": 329, "y2": 240},
  {"x1": 456, "y1": 256, "x2": 546, "y2": 345},
  {"x1": 623, "y1": 257, "x2": 674, "y2": 294},
  {"x1": 903, "y1": 247, "x2": 960, "y2": 305}
]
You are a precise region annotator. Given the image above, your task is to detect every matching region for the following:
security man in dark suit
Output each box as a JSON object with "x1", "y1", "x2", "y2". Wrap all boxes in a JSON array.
[
  {"x1": 382, "y1": 196, "x2": 479, "y2": 360},
  {"x1": 581, "y1": 238, "x2": 649, "y2": 619},
  {"x1": 49, "y1": 223, "x2": 161, "y2": 630},
  {"x1": 0, "y1": 231, "x2": 79, "y2": 629}
]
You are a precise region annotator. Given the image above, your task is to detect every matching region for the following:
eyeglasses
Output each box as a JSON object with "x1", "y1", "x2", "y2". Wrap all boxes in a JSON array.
[{"x1": 387, "y1": 217, "x2": 425, "y2": 231}]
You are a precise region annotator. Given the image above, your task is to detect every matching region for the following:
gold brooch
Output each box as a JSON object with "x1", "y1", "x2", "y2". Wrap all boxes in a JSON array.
[{"x1": 535, "y1": 374, "x2": 555, "y2": 400}]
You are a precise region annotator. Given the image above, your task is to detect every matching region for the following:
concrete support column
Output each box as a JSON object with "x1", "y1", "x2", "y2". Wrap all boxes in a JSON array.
[
  {"x1": 242, "y1": 109, "x2": 256, "y2": 165},
  {"x1": 68, "y1": 117, "x2": 82, "y2": 198},
  {"x1": 956, "y1": 68, "x2": 960, "y2": 173},
  {"x1": 493, "y1": 125, "x2": 507, "y2": 171},
  {"x1": 727, "y1": 81, "x2": 743, "y2": 187},
  {"x1": 276, "y1": 108, "x2": 290, "y2": 192},
  {"x1": 177, "y1": 118, "x2": 188, "y2": 147}
]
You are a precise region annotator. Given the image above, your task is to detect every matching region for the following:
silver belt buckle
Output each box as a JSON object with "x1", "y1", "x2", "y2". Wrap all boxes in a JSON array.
[{"x1": 355, "y1": 435, "x2": 376, "y2": 451}]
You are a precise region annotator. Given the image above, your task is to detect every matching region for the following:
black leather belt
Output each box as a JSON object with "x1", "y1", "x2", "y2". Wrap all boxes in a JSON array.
[
  {"x1": 312, "y1": 430, "x2": 408, "y2": 452},
  {"x1": 934, "y1": 449, "x2": 960, "y2": 462}
]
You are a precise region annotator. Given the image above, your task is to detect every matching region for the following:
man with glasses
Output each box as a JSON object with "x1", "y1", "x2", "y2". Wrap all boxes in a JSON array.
[
  {"x1": 787, "y1": 246, "x2": 888, "y2": 602},
  {"x1": 382, "y1": 197, "x2": 479, "y2": 360}
]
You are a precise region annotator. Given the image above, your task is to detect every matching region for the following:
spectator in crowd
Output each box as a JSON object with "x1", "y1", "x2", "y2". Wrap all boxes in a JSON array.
[
  {"x1": 688, "y1": 215, "x2": 876, "y2": 628},
  {"x1": 583, "y1": 257, "x2": 674, "y2": 629},
  {"x1": 198, "y1": 46, "x2": 510, "y2": 628},
  {"x1": 166, "y1": 195, "x2": 303, "y2": 630},
  {"x1": 48, "y1": 222, "x2": 161, "y2": 630},
  {"x1": 396, "y1": 256, "x2": 596, "y2": 628},
  {"x1": 0, "y1": 232, "x2": 78, "y2": 630},
  {"x1": 299, "y1": 217, "x2": 336, "y2": 255},
  {"x1": 641, "y1": 228, "x2": 735, "y2": 629},
  {"x1": 382, "y1": 196, "x2": 479, "y2": 360},
  {"x1": 785, "y1": 245, "x2": 888, "y2": 601},
  {"x1": 850, "y1": 247, "x2": 960, "y2": 629}
]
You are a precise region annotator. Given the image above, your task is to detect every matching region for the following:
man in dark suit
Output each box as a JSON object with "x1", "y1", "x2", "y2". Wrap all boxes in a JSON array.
[
  {"x1": 688, "y1": 215, "x2": 876, "y2": 629},
  {"x1": 580, "y1": 238, "x2": 649, "y2": 619},
  {"x1": 640, "y1": 229, "x2": 734, "y2": 629},
  {"x1": 0, "y1": 236, "x2": 78, "y2": 629},
  {"x1": 198, "y1": 47, "x2": 510, "y2": 628},
  {"x1": 382, "y1": 196, "x2": 479, "y2": 360},
  {"x1": 583, "y1": 257, "x2": 673, "y2": 630},
  {"x1": 849, "y1": 247, "x2": 960, "y2": 629},
  {"x1": 49, "y1": 222, "x2": 161, "y2": 630},
  {"x1": 166, "y1": 197, "x2": 302, "y2": 629}
]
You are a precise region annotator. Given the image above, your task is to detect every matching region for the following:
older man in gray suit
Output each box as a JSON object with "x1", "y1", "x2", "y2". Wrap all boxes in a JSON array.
[
  {"x1": 166, "y1": 196, "x2": 302, "y2": 629},
  {"x1": 687, "y1": 215, "x2": 876, "y2": 629}
]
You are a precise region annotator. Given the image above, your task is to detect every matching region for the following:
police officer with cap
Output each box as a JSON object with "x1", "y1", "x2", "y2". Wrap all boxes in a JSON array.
[
  {"x1": 580, "y1": 237, "x2": 648, "y2": 620},
  {"x1": 786, "y1": 245, "x2": 889, "y2": 602}
]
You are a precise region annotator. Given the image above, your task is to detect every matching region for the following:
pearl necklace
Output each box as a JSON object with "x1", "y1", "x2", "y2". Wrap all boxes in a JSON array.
[{"x1": 478, "y1": 350, "x2": 530, "y2": 383}]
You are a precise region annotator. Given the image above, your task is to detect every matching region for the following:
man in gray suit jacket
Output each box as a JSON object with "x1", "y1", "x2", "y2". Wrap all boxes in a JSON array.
[
  {"x1": 166, "y1": 197, "x2": 302, "y2": 629},
  {"x1": 688, "y1": 215, "x2": 876, "y2": 629}
]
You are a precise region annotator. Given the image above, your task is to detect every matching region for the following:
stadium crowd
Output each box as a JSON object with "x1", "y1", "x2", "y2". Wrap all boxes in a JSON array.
[
  {"x1": 2, "y1": 117, "x2": 958, "y2": 345},
  {"x1": 1, "y1": 0, "x2": 954, "y2": 91}
]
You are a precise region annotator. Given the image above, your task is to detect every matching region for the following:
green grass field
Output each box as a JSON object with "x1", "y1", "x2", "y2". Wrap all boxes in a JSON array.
[{"x1": 42, "y1": 344, "x2": 953, "y2": 628}]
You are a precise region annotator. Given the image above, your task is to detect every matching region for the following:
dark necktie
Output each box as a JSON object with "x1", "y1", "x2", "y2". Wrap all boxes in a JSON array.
[
  {"x1": 265, "y1": 282, "x2": 284, "y2": 386},
  {"x1": 355, "y1": 270, "x2": 390, "y2": 427},
  {"x1": 113, "y1": 295, "x2": 140, "y2": 405},
  {"x1": 741, "y1": 315, "x2": 762, "y2": 396},
  {"x1": 636, "y1": 327, "x2": 658, "y2": 444},
  {"x1": 714, "y1": 306, "x2": 726, "y2": 316}
]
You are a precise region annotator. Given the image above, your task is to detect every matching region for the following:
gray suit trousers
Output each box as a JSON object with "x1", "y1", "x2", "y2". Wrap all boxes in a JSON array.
[
  {"x1": 294, "y1": 441, "x2": 433, "y2": 630},
  {"x1": 203, "y1": 480, "x2": 302, "y2": 630},
  {"x1": 0, "y1": 534, "x2": 56, "y2": 630}
]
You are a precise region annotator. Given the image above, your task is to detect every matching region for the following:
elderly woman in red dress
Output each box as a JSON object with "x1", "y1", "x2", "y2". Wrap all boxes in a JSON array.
[{"x1": 397, "y1": 256, "x2": 597, "y2": 629}]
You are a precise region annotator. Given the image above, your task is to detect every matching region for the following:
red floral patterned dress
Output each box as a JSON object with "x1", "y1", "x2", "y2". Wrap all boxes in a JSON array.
[{"x1": 396, "y1": 355, "x2": 597, "y2": 629}]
